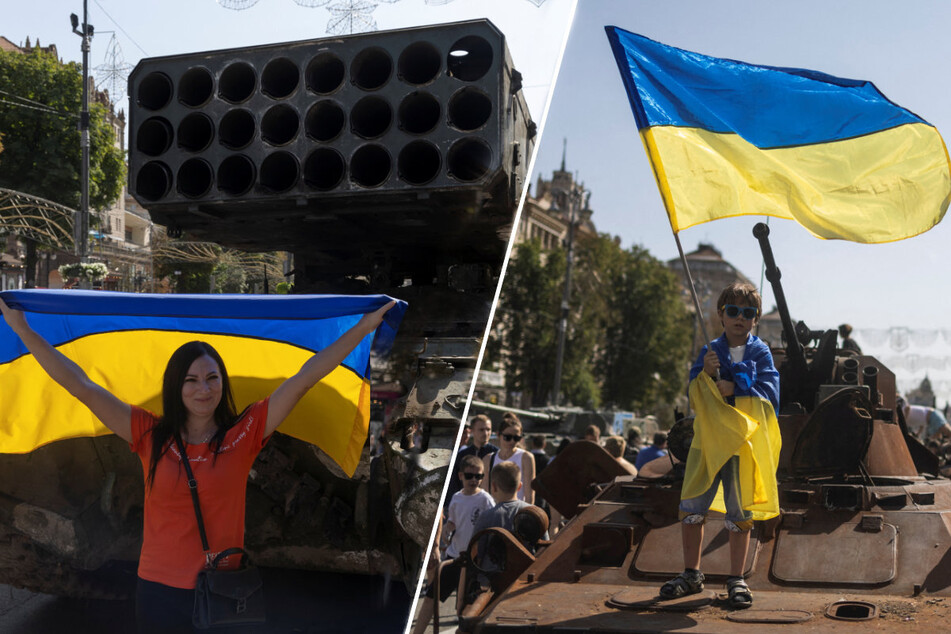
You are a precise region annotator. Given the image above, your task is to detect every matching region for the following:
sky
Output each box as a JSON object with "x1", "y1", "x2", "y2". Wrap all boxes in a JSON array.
[
  {"x1": 531, "y1": 0, "x2": 951, "y2": 405},
  {"x1": 3, "y1": 0, "x2": 576, "y2": 121}
]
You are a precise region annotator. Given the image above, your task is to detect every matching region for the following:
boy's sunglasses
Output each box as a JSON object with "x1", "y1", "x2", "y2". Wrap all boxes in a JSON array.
[
  {"x1": 501, "y1": 433, "x2": 523, "y2": 442},
  {"x1": 723, "y1": 304, "x2": 758, "y2": 320},
  {"x1": 463, "y1": 472, "x2": 484, "y2": 480}
]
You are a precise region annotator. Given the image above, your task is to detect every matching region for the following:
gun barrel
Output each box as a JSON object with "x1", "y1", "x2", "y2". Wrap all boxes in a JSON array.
[{"x1": 752, "y1": 223, "x2": 807, "y2": 375}]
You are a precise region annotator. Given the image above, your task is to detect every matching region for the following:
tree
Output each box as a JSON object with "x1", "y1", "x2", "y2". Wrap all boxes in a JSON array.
[
  {"x1": 490, "y1": 235, "x2": 620, "y2": 408},
  {"x1": 154, "y1": 258, "x2": 215, "y2": 294},
  {"x1": 212, "y1": 254, "x2": 248, "y2": 293},
  {"x1": 598, "y1": 245, "x2": 693, "y2": 412},
  {"x1": 0, "y1": 47, "x2": 125, "y2": 286},
  {"x1": 489, "y1": 234, "x2": 692, "y2": 418},
  {"x1": 556, "y1": 232, "x2": 618, "y2": 408},
  {"x1": 488, "y1": 239, "x2": 564, "y2": 406}
]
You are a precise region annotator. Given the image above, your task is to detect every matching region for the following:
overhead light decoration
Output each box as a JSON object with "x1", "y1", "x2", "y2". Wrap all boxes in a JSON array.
[{"x1": 217, "y1": 0, "x2": 548, "y2": 34}]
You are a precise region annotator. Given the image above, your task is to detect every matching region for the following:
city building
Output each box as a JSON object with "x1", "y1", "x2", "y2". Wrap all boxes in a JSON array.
[
  {"x1": 665, "y1": 243, "x2": 787, "y2": 352},
  {"x1": 666, "y1": 243, "x2": 757, "y2": 352},
  {"x1": 515, "y1": 147, "x2": 597, "y2": 249}
]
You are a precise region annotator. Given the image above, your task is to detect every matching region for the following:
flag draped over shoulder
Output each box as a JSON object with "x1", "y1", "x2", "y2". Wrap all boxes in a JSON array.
[
  {"x1": 684, "y1": 375, "x2": 781, "y2": 520},
  {"x1": 0, "y1": 290, "x2": 406, "y2": 477},
  {"x1": 605, "y1": 26, "x2": 951, "y2": 243},
  {"x1": 682, "y1": 336, "x2": 781, "y2": 521}
]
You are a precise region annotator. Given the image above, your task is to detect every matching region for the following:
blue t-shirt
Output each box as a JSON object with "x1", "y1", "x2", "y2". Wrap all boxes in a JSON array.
[{"x1": 635, "y1": 444, "x2": 668, "y2": 470}]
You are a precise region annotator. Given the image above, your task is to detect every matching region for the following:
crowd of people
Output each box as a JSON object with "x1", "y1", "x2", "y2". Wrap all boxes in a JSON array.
[
  {"x1": 443, "y1": 413, "x2": 670, "y2": 523},
  {"x1": 412, "y1": 406, "x2": 673, "y2": 632}
]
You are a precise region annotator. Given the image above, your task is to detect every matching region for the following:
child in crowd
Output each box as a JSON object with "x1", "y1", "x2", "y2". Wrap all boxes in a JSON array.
[
  {"x1": 413, "y1": 455, "x2": 494, "y2": 634},
  {"x1": 473, "y1": 461, "x2": 531, "y2": 536},
  {"x1": 445, "y1": 455, "x2": 496, "y2": 559},
  {"x1": 660, "y1": 282, "x2": 781, "y2": 609}
]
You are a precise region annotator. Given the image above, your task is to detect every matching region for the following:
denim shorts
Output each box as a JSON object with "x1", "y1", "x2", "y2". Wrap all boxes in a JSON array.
[{"x1": 679, "y1": 455, "x2": 753, "y2": 531}]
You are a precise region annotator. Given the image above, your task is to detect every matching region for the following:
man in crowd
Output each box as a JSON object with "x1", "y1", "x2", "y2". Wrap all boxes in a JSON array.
[
  {"x1": 529, "y1": 435, "x2": 550, "y2": 473},
  {"x1": 473, "y1": 462, "x2": 542, "y2": 546},
  {"x1": 899, "y1": 396, "x2": 951, "y2": 441},
  {"x1": 583, "y1": 424, "x2": 601, "y2": 444},
  {"x1": 603, "y1": 436, "x2": 638, "y2": 475},
  {"x1": 413, "y1": 455, "x2": 494, "y2": 634},
  {"x1": 635, "y1": 432, "x2": 668, "y2": 470},
  {"x1": 412, "y1": 462, "x2": 538, "y2": 634},
  {"x1": 839, "y1": 324, "x2": 862, "y2": 354}
]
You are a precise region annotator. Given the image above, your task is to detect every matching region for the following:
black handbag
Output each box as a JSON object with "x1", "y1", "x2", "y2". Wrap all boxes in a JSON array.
[{"x1": 175, "y1": 436, "x2": 266, "y2": 629}]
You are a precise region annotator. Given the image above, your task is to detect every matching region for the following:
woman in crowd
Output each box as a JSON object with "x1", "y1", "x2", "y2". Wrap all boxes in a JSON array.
[{"x1": 482, "y1": 415, "x2": 536, "y2": 504}]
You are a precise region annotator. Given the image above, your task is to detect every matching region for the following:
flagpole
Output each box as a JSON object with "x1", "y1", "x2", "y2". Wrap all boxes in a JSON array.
[{"x1": 674, "y1": 232, "x2": 712, "y2": 346}]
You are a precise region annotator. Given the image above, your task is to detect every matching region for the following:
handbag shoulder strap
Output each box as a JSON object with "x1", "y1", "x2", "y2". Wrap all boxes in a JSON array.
[{"x1": 173, "y1": 435, "x2": 211, "y2": 555}]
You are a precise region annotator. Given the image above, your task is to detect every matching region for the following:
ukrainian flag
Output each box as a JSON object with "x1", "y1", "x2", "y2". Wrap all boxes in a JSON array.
[
  {"x1": 0, "y1": 290, "x2": 406, "y2": 477},
  {"x1": 606, "y1": 26, "x2": 951, "y2": 243},
  {"x1": 684, "y1": 374, "x2": 781, "y2": 521}
]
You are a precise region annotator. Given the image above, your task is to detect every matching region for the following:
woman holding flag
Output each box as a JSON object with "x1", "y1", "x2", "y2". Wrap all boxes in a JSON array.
[{"x1": 0, "y1": 295, "x2": 395, "y2": 632}]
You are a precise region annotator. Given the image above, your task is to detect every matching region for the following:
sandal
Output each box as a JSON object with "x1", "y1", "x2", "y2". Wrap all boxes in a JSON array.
[
  {"x1": 659, "y1": 570, "x2": 704, "y2": 599},
  {"x1": 726, "y1": 577, "x2": 753, "y2": 609}
]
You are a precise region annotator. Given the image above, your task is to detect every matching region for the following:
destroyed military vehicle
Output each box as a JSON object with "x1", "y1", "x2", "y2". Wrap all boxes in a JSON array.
[{"x1": 0, "y1": 19, "x2": 533, "y2": 597}]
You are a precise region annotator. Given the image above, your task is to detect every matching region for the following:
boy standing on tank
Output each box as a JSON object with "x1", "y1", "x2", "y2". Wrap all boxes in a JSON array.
[{"x1": 660, "y1": 282, "x2": 781, "y2": 609}]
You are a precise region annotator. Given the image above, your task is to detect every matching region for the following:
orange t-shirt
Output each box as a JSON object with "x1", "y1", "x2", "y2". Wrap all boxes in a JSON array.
[{"x1": 130, "y1": 399, "x2": 270, "y2": 589}]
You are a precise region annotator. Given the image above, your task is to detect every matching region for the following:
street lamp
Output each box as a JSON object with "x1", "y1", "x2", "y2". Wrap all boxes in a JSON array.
[
  {"x1": 551, "y1": 182, "x2": 591, "y2": 406},
  {"x1": 70, "y1": 2, "x2": 94, "y2": 264}
]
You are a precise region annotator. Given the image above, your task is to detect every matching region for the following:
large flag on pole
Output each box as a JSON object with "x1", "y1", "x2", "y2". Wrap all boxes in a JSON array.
[
  {"x1": 605, "y1": 26, "x2": 951, "y2": 243},
  {"x1": 0, "y1": 290, "x2": 406, "y2": 477}
]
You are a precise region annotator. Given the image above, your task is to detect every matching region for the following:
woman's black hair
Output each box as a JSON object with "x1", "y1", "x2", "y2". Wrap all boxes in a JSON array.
[
  {"x1": 499, "y1": 417, "x2": 522, "y2": 436},
  {"x1": 146, "y1": 341, "x2": 238, "y2": 490}
]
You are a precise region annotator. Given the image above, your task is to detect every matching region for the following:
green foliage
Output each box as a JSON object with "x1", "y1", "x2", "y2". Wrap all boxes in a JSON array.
[
  {"x1": 491, "y1": 234, "x2": 692, "y2": 413},
  {"x1": 275, "y1": 281, "x2": 294, "y2": 294},
  {"x1": 154, "y1": 259, "x2": 215, "y2": 294},
  {"x1": 490, "y1": 240, "x2": 565, "y2": 407},
  {"x1": 0, "y1": 47, "x2": 125, "y2": 210},
  {"x1": 598, "y1": 245, "x2": 693, "y2": 411},
  {"x1": 212, "y1": 256, "x2": 248, "y2": 294}
]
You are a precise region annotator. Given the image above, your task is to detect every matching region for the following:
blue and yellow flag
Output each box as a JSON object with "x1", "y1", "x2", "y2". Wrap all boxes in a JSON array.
[
  {"x1": 685, "y1": 376, "x2": 782, "y2": 520},
  {"x1": 606, "y1": 26, "x2": 951, "y2": 243},
  {"x1": 0, "y1": 290, "x2": 406, "y2": 476}
]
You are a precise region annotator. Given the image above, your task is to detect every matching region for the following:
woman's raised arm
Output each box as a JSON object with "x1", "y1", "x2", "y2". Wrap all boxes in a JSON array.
[
  {"x1": 264, "y1": 300, "x2": 396, "y2": 436},
  {"x1": 0, "y1": 297, "x2": 132, "y2": 442}
]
